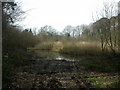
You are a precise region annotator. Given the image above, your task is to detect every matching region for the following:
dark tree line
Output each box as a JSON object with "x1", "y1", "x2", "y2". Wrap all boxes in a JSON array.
[{"x1": 2, "y1": 2, "x2": 38, "y2": 88}]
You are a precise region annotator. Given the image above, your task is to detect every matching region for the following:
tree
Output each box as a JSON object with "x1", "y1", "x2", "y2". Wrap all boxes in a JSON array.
[
  {"x1": 118, "y1": 14, "x2": 120, "y2": 52},
  {"x1": 2, "y1": 2, "x2": 25, "y2": 31},
  {"x1": 118, "y1": 1, "x2": 120, "y2": 52},
  {"x1": 80, "y1": 24, "x2": 91, "y2": 41},
  {"x1": 93, "y1": 18, "x2": 110, "y2": 52},
  {"x1": 92, "y1": 1, "x2": 118, "y2": 54},
  {"x1": 37, "y1": 25, "x2": 57, "y2": 42},
  {"x1": 2, "y1": 1, "x2": 40, "y2": 88},
  {"x1": 63, "y1": 25, "x2": 73, "y2": 37},
  {"x1": 76, "y1": 25, "x2": 82, "y2": 38},
  {"x1": 71, "y1": 27, "x2": 76, "y2": 38}
]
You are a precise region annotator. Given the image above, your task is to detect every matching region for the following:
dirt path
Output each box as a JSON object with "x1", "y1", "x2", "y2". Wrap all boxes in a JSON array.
[
  {"x1": 10, "y1": 57, "x2": 119, "y2": 89},
  {"x1": 10, "y1": 57, "x2": 94, "y2": 89}
]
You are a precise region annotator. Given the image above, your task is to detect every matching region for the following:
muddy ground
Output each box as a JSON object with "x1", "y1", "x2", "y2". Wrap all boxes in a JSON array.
[{"x1": 9, "y1": 56, "x2": 119, "y2": 89}]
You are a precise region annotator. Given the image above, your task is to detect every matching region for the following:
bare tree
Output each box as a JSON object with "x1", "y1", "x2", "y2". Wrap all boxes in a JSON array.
[
  {"x1": 76, "y1": 25, "x2": 82, "y2": 38},
  {"x1": 118, "y1": 1, "x2": 120, "y2": 52},
  {"x1": 63, "y1": 25, "x2": 73, "y2": 37},
  {"x1": 2, "y1": 2, "x2": 25, "y2": 30},
  {"x1": 92, "y1": 1, "x2": 118, "y2": 54}
]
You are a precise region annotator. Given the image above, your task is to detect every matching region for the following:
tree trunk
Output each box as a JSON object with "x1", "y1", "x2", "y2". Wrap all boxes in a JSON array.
[{"x1": 118, "y1": 14, "x2": 120, "y2": 52}]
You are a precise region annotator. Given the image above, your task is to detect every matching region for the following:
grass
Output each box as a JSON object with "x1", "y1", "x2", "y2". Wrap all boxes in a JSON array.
[
  {"x1": 33, "y1": 42, "x2": 53, "y2": 50},
  {"x1": 88, "y1": 76, "x2": 110, "y2": 88},
  {"x1": 78, "y1": 56, "x2": 120, "y2": 72},
  {"x1": 77, "y1": 72, "x2": 119, "y2": 88},
  {"x1": 33, "y1": 41, "x2": 63, "y2": 52},
  {"x1": 52, "y1": 41, "x2": 63, "y2": 52}
]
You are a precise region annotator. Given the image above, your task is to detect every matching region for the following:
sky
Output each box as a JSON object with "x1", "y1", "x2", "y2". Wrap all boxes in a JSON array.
[{"x1": 16, "y1": 0, "x2": 120, "y2": 32}]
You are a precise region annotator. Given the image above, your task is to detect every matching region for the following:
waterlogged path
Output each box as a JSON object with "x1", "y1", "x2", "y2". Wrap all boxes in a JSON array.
[{"x1": 10, "y1": 50, "x2": 120, "y2": 88}]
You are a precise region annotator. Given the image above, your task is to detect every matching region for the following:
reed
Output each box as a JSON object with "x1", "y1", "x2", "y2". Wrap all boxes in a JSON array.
[{"x1": 60, "y1": 41, "x2": 104, "y2": 56}]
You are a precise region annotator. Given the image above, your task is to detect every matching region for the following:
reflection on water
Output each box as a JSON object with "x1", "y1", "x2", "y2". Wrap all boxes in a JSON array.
[
  {"x1": 34, "y1": 50, "x2": 62, "y2": 58},
  {"x1": 28, "y1": 50, "x2": 81, "y2": 61}
]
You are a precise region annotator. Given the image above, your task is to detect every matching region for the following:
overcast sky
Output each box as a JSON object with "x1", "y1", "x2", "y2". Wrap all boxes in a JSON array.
[{"x1": 16, "y1": 0, "x2": 120, "y2": 32}]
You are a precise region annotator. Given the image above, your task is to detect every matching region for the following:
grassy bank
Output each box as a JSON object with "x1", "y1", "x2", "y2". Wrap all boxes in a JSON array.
[{"x1": 76, "y1": 72, "x2": 120, "y2": 88}]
